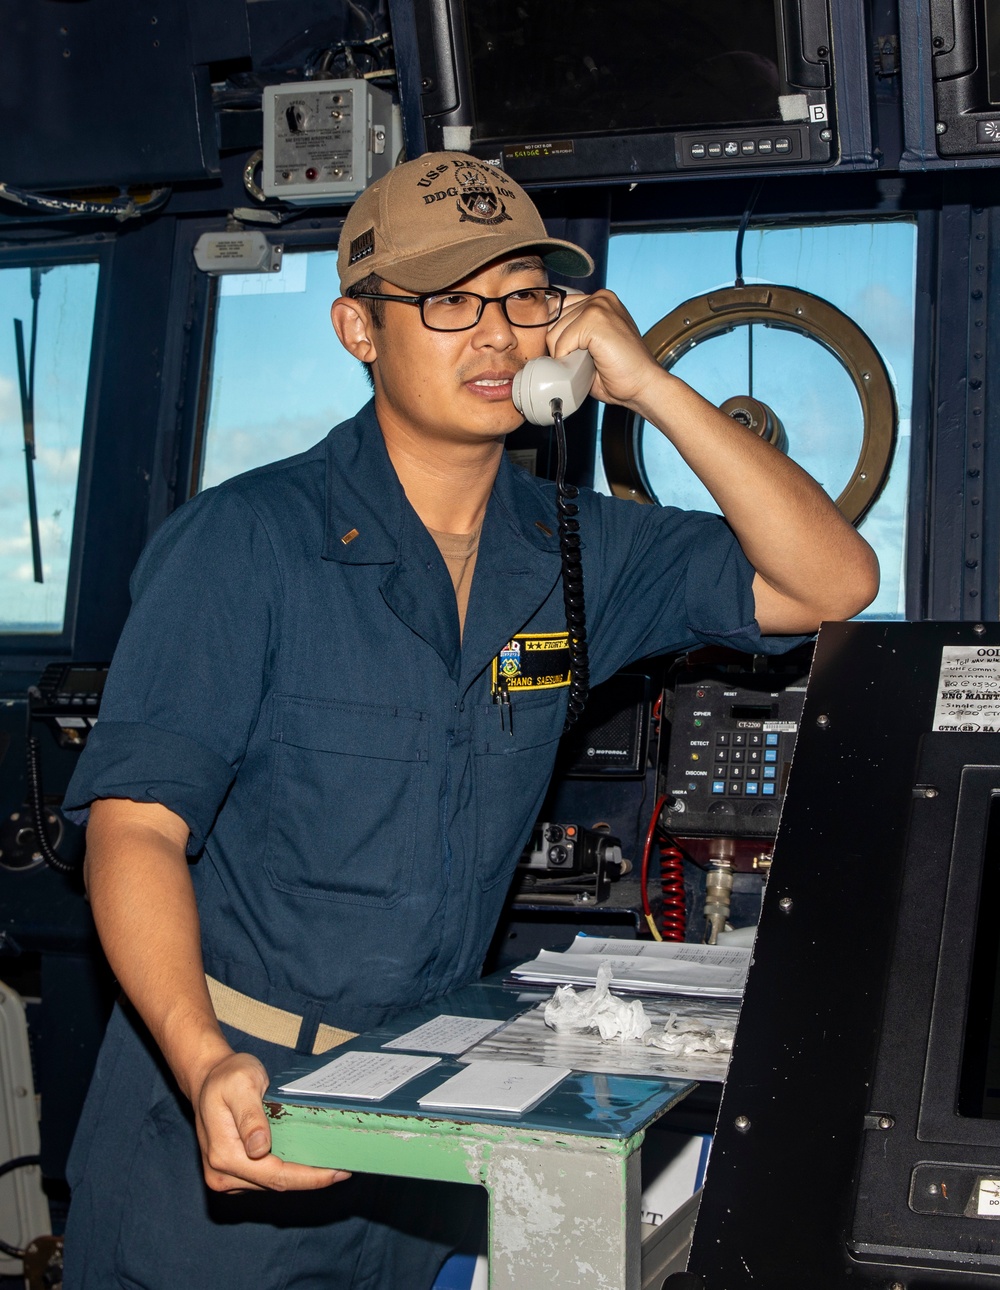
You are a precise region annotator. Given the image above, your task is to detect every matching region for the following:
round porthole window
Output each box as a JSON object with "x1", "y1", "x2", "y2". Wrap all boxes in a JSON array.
[{"x1": 601, "y1": 283, "x2": 897, "y2": 527}]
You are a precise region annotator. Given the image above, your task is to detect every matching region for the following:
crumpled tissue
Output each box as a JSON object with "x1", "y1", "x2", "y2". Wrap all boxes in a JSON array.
[
  {"x1": 542, "y1": 962, "x2": 738, "y2": 1056},
  {"x1": 543, "y1": 962, "x2": 652, "y2": 1042},
  {"x1": 647, "y1": 1013, "x2": 736, "y2": 1056}
]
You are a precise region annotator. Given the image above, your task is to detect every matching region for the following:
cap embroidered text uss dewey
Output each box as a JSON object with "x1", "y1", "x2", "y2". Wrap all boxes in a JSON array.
[{"x1": 337, "y1": 152, "x2": 594, "y2": 294}]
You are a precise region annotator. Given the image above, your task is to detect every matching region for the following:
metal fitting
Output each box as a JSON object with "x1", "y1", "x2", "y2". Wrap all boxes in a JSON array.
[{"x1": 704, "y1": 839, "x2": 736, "y2": 945}]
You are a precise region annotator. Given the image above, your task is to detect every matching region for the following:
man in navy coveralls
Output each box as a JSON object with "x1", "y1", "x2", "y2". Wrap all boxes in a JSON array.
[{"x1": 61, "y1": 152, "x2": 878, "y2": 1288}]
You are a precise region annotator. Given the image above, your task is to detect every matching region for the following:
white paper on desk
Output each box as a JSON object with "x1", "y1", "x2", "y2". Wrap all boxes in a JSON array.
[
  {"x1": 278, "y1": 1051, "x2": 441, "y2": 1100},
  {"x1": 510, "y1": 935, "x2": 750, "y2": 998},
  {"x1": 417, "y1": 1060, "x2": 571, "y2": 1114},
  {"x1": 382, "y1": 1014, "x2": 507, "y2": 1056}
]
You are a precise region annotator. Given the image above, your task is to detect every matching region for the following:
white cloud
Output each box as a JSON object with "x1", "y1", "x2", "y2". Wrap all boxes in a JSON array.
[
  {"x1": 0, "y1": 514, "x2": 65, "y2": 557},
  {"x1": 36, "y1": 443, "x2": 81, "y2": 484},
  {"x1": 12, "y1": 560, "x2": 54, "y2": 582},
  {"x1": 200, "y1": 415, "x2": 331, "y2": 490},
  {"x1": 0, "y1": 374, "x2": 18, "y2": 424},
  {"x1": 0, "y1": 533, "x2": 30, "y2": 557}
]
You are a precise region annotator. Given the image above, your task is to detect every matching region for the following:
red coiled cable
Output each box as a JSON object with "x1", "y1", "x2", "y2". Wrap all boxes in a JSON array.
[
  {"x1": 640, "y1": 795, "x2": 687, "y2": 941},
  {"x1": 658, "y1": 838, "x2": 686, "y2": 941}
]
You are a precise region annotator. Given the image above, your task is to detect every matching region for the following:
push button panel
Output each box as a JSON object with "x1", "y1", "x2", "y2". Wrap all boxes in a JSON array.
[
  {"x1": 665, "y1": 673, "x2": 808, "y2": 837},
  {"x1": 677, "y1": 123, "x2": 816, "y2": 169}
]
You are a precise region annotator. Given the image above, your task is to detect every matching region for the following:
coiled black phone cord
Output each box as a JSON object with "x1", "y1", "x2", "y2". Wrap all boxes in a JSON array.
[
  {"x1": 552, "y1": 398, "x2": 590, "y2": 731},
  {"x1": 26, "y1": 733, "x2": 80, "y2": 872}
]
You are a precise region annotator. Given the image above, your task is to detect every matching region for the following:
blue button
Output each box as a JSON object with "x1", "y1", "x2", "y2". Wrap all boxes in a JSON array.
[
  {"x1": 763, "y1": 766, "x2": 777, "y2": 779},
  {"x1": 745, "y1": 781, "x2": 759, "y2": 795},
  {"x1": 764, "y1": 749, "x2": 777, "y2": 762},
  {"x1": 765, "y1": 733, "x2": 779, "y2": 746},
  {"x1": 687, "y1": 782, "x2": 697, "y2": 791},
  {"x1": 762, "y1": 783, "x2": 776, "y2": 795},
  {"x1": 712, "y1": 780, "x2": 726, "y2": 794}
]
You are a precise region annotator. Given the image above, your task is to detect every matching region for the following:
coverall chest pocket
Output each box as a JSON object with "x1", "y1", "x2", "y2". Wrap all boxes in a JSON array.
[
  {"x1": 473, "y1": 693, "x2": 566, "y2": 892},
  {"x1": 265, "y1": 696, "x2": 429, "y2": 907}
]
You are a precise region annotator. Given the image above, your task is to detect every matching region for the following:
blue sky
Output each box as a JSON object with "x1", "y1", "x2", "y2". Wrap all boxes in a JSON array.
[{"x1": 201, "y1": 252, "x2": 370, "y2": 489}]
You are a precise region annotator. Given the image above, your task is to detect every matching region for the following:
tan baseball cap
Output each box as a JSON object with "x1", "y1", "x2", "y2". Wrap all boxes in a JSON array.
[{"x1": 338, "y1": 152, "x2": 594, "y2": 293}]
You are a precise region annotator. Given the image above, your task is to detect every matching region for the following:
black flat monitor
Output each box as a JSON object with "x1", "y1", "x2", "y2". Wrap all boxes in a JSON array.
[
  {"x1": 390, "y1": 0, "x2": 874, "y2": 185},
  {"x1": 929, "y1": 0, "x2": 1000, "y2": 157}
]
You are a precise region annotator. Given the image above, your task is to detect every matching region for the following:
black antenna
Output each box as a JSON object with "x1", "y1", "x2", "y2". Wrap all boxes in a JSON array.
[
  {"x1": 14, "y1": 268, "x2": 44, "y2": 583},
  {"x1": 735, "y1": 180, "x2": 764, "y2": 398},
  {"x1": 734, "y1": 179, "x2": 765, "y2": 289}
]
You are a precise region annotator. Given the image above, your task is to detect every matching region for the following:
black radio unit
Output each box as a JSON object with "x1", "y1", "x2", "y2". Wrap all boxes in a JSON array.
[{"x1": 664, "y1": 673, "x2": 808, "y2": 839}]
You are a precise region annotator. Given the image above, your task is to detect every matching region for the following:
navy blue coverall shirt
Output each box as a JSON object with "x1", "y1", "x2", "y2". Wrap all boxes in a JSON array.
[{"x1": 61, "y1": 402, "x2": 799, "y2": 1289}]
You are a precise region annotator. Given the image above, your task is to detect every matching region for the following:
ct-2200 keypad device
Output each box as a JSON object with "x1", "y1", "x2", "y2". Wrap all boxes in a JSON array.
[{"x1": 664, "y1": 675, "x2": 808, "y2": 839}]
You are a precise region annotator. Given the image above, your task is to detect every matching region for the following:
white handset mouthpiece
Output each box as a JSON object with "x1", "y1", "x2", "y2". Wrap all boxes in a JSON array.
[{"x1": 511, "y1": 349, "x2": 596, "y2": 426}]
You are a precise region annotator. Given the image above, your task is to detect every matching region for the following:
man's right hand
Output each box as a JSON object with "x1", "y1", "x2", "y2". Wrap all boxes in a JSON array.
[{"x1": 193, "y1": 1049, "x2": 350, "y2": 1193}]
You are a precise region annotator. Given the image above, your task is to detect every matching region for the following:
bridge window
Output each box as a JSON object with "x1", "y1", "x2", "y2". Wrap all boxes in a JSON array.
[
  {"x1": 0, "y1": 261, "x2": 99, "y2": 634},
  {"x1": 601, "y1": 221, "x2": 917, "y2": 620},
  {"x1": 197, "y1": 249, "x2": 371, "y2": 492}
]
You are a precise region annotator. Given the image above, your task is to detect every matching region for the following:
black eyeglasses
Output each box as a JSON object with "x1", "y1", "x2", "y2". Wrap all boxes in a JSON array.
[{"x1": 353, "y1": 286, "x2": 567, "y2": 332}]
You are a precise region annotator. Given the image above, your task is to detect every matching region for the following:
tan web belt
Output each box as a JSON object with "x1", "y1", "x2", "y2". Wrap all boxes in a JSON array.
[{"x1": 206, "y1": 976, "x2": 357, "y2": 1055}]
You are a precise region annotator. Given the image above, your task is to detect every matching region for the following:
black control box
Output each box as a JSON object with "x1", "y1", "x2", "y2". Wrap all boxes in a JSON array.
[
  {"x1": 514, "y1": 822, "x2": 627, "y2": 906},
  {"x1": 31, "y1": 662, "x2": 109, "y2": 748},
  {"x1": 664, "y1": 675, "x2": 807, "y2": 838}
]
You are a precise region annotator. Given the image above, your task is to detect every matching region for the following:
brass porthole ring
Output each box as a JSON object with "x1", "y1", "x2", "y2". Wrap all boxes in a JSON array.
[{"x1": 601, "y1": 284, "x2": 898, "y2": 527}]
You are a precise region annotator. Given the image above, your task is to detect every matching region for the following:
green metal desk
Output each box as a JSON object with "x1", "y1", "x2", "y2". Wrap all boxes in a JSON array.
[{"x1": 266, "y1": 978, "x2": 695, "y2": 1289}]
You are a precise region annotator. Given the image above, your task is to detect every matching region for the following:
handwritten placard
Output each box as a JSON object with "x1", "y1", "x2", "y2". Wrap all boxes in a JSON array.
[
  {"x1": 383, "y1": 1014, "x2": 506, "y2": 1056},
  {"x1": 278, "y1": 1051, "x2": 440, "y2": 1100}
]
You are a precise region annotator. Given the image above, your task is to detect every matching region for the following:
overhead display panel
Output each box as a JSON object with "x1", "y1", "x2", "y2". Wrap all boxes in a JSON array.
[{"x1": 391, "y1": 0, "x2": 879, "y2": 184}]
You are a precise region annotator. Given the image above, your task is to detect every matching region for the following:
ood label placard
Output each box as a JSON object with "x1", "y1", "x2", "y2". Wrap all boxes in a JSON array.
[{"x1": 932, "y1": 646, "x2": 1000, "y2": 731}]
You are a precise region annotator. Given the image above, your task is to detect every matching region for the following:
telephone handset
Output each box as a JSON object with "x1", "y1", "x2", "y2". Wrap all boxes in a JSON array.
[
  {"x1": 511, "y1": 349, "x2": 596, "y2": 426},
  {"x1": 506, "y1": 348, "x2": 596, "y2": 733}
]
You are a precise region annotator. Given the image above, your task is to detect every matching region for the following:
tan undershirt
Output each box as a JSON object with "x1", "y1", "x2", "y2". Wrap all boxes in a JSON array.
[{"x1": 427, "y1": 523, "x2": 482, "y2": 642}]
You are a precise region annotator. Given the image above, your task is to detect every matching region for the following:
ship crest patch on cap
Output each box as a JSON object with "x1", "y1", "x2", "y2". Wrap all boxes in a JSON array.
[{"x1": 453, "y1": 160, "x2": 511, "y2": 226}]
